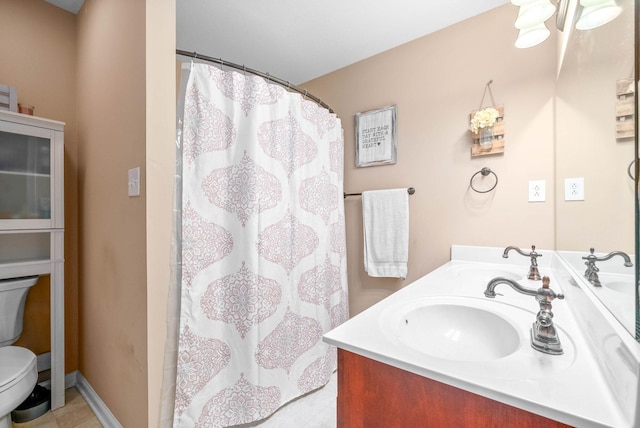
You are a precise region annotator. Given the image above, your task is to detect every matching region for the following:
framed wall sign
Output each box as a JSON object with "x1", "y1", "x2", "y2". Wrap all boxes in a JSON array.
[{"x1": 355, "y1": 105, "x2": 397, "y2": 167}]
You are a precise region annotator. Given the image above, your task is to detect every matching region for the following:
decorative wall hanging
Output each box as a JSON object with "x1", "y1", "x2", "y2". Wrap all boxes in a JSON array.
[
  {"x1": 616, "y1": 78, "x2": 634, "y2": 140},
  {"x1": 470, "y1": 80, "x2": 505, "y2": 157},
  {"x1": 355, "y1": 105, "x2": 397, "y2": 167}
]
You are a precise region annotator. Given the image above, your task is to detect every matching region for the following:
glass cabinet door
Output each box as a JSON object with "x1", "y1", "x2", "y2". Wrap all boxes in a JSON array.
[{"x1": 0, "y1": 130, "x2": 51, "y2": 220}]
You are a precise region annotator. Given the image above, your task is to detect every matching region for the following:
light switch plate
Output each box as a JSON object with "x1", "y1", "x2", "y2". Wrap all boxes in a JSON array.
[
  {"x1": 528, "y1": 180, "x2": 545, "y2": 202},
  {"x1": 128, "y1": 167, "x2": 140, "y2": 197},
  {"x1": 564, "y1": 177, "x2": 584, "y2": 201}
]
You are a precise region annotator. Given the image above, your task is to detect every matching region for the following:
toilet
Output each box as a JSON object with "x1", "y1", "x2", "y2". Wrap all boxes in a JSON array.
[{"x1": 0, "y1": 276, "x2": 39, "y2": 428}]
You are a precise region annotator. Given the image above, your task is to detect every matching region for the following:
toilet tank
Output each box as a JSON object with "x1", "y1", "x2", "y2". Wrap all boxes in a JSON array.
[{"x1": 0, "y1": 276, "x2": 38, "y2": 346}]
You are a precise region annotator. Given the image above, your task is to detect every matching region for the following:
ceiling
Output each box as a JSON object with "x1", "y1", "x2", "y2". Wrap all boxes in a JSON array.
[
  {"x1": 45, "y1": 0, "x2": 83, "y2": 14},
  {"x1": 47, "y1": 0, "x2": 512, "y2": 84}
]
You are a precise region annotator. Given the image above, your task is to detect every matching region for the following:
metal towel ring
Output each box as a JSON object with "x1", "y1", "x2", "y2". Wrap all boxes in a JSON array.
[
  {"x1": 628, "y1": 159, "x2": 636, "y2": 181},
  {"x1": 470, "y1": 167, "x2": 498, "y2": 193}
]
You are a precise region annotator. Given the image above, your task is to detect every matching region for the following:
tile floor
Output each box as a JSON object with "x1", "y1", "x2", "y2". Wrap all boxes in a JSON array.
[
  {"x1": 11, "y1": 371, "x2": 337, "y2": 428},
  {"x1": 12, "y1": 387, "x2": 101, "y2": 428}
]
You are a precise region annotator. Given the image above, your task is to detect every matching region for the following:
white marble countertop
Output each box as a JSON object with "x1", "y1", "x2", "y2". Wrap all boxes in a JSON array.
[{"x1": 324, "y1": 245, "x2": 632, "y2": 428}]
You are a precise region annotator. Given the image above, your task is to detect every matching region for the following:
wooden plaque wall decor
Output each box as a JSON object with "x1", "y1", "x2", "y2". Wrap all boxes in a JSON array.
[
  {"x1": 616, "y1": 78, "x2": 634, "y2": 140},
  {"x1": 470, "y1": 104, "x2": 505, "y2": 157}
]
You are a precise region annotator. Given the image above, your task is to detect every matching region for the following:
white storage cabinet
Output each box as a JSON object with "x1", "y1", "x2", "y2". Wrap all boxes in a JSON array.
[{"x1": 0, "y1": 110, "x2": 65, "y2": 409}]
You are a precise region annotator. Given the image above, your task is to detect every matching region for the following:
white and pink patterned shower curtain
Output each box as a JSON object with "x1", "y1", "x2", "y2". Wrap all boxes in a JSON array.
[{"x1": 173, "y1": 63, "x2": 348, "y2": 427}]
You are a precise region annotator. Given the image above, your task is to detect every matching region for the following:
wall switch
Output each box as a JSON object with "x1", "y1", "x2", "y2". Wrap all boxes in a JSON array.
[
  {"x1": 564, "y1": 177, "x2": 584, "y2": 201},
  {"x1": 528, "y1": 180, "x2": 546, "y2": 202},
  {"x1": 128, "y1": 167, "x2": 140, "y2": 197}
]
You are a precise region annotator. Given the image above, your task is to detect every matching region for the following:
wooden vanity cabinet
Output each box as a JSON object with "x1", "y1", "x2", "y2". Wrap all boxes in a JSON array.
[{"x1": 337, "y1": 349, "x2": 571, "y2": 428}]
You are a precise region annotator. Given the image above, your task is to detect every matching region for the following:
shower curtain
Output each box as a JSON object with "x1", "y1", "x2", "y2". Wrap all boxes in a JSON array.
[{"x1": 172, "y1": 62, "x2": 348, "y2": 427}]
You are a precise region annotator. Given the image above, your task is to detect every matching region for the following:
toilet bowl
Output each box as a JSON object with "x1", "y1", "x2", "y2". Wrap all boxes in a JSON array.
[
  {"x1": 0, "y1": 276, "x2": 39, "y2": 428},
  {"x1": 0, "y1": 346, "x2": 37, "y2": 428}
]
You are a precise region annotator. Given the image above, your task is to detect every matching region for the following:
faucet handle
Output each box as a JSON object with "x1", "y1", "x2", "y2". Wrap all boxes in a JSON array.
[
  {"x1": 582, "y1": 248, "x2": 598, "y2": 263},
  {"x1": 538, "y1": 276, "x2": 564, "y2": 301}
]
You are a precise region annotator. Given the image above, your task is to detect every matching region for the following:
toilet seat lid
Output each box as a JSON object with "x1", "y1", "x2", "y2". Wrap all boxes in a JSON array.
[{"x1": 0, "y1": 346, "x2": 36, "y2": 393}]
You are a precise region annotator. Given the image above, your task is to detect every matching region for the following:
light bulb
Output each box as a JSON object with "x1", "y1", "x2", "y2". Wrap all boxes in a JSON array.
[
  {"x1": 576, "y1": 0, "x2": 621, "y2": 30},
  {"x1": 515, "y1": 22, "x2": 551, "y2": 48},
  {"x1": 514, "y1": 0, "x2": 557, "y2": 28}
]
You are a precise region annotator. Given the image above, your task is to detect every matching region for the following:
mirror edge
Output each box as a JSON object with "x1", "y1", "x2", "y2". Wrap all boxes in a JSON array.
[{"x1": 635, "y1": 0, "x2": 639, "y2": 341}]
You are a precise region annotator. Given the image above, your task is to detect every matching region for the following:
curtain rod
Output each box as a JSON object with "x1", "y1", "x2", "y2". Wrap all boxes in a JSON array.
[{"x1": 176, "y1": 49, "x2": 334, "y2": 114}]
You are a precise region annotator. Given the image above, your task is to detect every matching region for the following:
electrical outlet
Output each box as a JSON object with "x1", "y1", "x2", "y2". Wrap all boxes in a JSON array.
[
  {"x1": 528, "y1": 180, "x2": 545, "y2": 202},
  {"x1": 128, "y1": 167, "x2": 140, "y2": 197},
  {"x1": 564, "y1": 177, "x2": 584, "y2": 201}
]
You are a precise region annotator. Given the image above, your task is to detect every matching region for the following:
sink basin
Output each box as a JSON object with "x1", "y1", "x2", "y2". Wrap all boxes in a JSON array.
[
  {"x1": 597, "y1": 274, "x2": 635, "y2": 294},
  {"x1": 380, "y1": 296, "x2": 526, "y2": 362},
  {"x1": 446, "y1": 264, "x2": 524, "y2": 283},
  {"x1": 397, "y1": 303, "x2": 520, "y2": 361},
  {"x1": 378, "y1": 296, "x2": 576, "y2": 379},
  {"x1": 604, "y1": 281, "x2": 634, "y2": 294}
]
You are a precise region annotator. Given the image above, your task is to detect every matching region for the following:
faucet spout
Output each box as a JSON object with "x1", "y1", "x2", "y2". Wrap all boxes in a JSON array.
[
  {"x1": 484, "y1": 277, "x2": 537, "y2": 298},
  {"x1": 502, "y1": 245, "x2": 542, "y2": 280},
  {"x1": 601, "y1": 251, "x2": 633, "y2": 266}
]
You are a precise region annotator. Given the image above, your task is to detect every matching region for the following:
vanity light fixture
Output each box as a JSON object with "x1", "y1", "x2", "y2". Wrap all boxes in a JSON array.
[
  {"x1": 575, "y1": 0, "x2": 622, "y2": 30},
  {"x1": 511, "y1": 0, "x2": 622, "y2": 48}
]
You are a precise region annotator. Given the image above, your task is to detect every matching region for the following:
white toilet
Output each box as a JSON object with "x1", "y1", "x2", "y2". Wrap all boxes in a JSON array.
[{"x1": 0, "y1": 276, "x2": 39, "y2": 428}]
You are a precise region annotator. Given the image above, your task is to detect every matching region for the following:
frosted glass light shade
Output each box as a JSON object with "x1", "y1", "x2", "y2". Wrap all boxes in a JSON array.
[
  {"x1": 513, "y1": 0, "x2": 557, "y2": 28},
  {"x1": 515, "y1": 22, "x2": 551, "y2": 48},
  {"x1": 576, "y1": 0, "x2": 621, "y2": 29}
]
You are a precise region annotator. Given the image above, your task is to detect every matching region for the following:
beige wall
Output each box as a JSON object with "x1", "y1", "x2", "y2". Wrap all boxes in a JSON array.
[
  {"x1": 0, "y1": 0, "x2": 79, "y2": 373},
  {"x1": 3, "y1": 0, "x2": 174, "y2": 425},
  {"x1": 303, "y1": 4, "x2": 557, "y2": 315},
  {"x1": 76, "y1": 0, "x2": 148, "y2": 425}
]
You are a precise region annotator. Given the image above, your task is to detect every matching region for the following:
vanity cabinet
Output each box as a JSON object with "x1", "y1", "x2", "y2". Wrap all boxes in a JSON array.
[
  {"x1": 337, "y1": 349, "x2": 571, "y2": 428},
  {"x1": 0, "y1": 110, "x2": 65, "y2": 409}
]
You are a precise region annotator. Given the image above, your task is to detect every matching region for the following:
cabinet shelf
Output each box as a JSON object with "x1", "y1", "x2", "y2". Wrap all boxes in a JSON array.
[
  {"x1": 0, "y1": 110, "x2": 65, "y2": 410},
  {"x1": 0, "y1": 259, "x2": 54, "y2": 279},
  {"x1": 0, "y1": 170, "x2": 51, "y2": 178}
]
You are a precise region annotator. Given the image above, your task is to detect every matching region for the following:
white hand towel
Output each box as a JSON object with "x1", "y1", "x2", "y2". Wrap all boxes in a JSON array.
[{"x1": 362, "y1": 189, "x2": 409, "y2": 279}]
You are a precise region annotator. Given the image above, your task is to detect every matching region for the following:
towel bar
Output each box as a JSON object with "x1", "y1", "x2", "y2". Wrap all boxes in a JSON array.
[{"x1": 344, "y1": 187, "x2": 415, "y2": 198}]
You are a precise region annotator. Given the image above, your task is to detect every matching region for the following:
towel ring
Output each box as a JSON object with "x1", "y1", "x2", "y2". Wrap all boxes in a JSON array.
[
  {"x1": 470, "y1": 167, "x2": 498, "y2": 193},
  {"x1": 628, "y1": 159, "x2": 636, "y2": 181}
]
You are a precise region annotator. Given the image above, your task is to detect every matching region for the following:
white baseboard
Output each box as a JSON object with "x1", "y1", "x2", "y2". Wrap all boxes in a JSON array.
[
  {"x1": 36, "y1": 352, "x2": 51, "y2": 372},
  {"x1": 74, "y1": 371, "x2": 123, "y2": 428},
  {"x1": 33, "y1": 355, "x2": 122, "y2": 428}
]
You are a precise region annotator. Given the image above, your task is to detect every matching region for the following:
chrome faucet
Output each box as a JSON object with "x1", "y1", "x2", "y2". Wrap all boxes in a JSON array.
[
  {"x1": 484, "y1": 276, "x2": 565, "y2": 355},
  {"x1": 582, "y1": 248, "x2": 633, "y2": 287},
  {"x1": 502, "y1": 245, "x2": 542, "y2": 280}
]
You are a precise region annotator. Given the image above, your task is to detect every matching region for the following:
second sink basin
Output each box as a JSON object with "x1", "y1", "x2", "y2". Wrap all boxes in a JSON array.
[{"x1": 446, "y1": 264, "x2": 524, "y2": 282}]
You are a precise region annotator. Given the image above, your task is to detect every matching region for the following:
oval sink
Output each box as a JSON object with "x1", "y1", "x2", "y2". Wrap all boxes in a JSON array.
[
  {"x1": 605, "y1": 281, "x2": 634, "y2": 294},
  {"x1": 397, "y1": 303, "x2": 521, "y2": 361}
]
